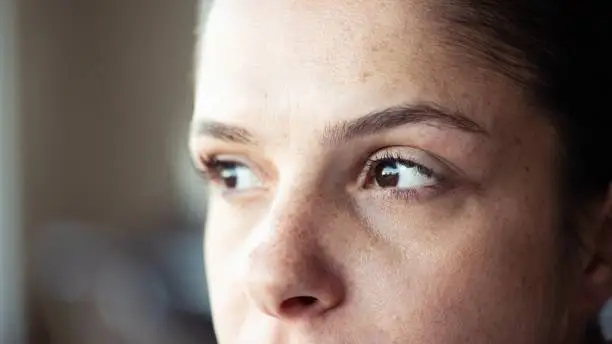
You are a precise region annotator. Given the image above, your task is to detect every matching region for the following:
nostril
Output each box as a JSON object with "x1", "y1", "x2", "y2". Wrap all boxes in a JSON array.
[
  {"x1": 280, "y1": 296, "x2": 318, "y2": 315},
  {"x1": 298, "y1": 296, "x2": 317, "y2": 306}
]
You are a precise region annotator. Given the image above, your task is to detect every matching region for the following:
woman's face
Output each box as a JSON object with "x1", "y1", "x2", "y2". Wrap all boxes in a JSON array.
[{"x1": 190, "y1": 1, "x2": 581, "y2": 343}]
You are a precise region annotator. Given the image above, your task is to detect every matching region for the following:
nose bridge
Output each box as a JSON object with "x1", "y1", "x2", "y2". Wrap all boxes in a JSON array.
[
  {"x1": 254, "y1": 170, "x2": 329, "y2": 252},
  {"x1": 247, "y1": 185, "x2": 323, "y2": 278}
]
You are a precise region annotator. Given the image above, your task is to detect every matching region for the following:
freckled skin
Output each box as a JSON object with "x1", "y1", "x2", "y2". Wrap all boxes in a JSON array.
[{"x1": 190, "y1": 1, "x2": 611, "y2": 343}]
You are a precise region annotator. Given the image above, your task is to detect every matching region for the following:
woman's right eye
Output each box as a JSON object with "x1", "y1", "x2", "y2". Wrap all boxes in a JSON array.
[{"x1": 204, "y1": 159, "x2": 262, "y2": 191}]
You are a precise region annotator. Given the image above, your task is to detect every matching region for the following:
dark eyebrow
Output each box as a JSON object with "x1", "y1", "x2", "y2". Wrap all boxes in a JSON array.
[
  {"x1": 322, "y1": 103, "x2": 488, "y2": 144},
  {"x1": 191, "y1": 103, "x2": 487, "y2": 145},
  {"x1": 191, "y1": 119, "x2": 255, "y2": 144}
]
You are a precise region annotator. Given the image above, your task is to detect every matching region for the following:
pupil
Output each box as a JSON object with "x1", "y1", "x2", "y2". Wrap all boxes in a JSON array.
[
  {"x1": 224, "y1": 175, "x2": 238, "y2": 188},
  {"x1": 219, "y1": 163, "x2": 239, "y2": 188},
  {"x1": 374, "y1": 160, "x2": 400, "y2": 187}
]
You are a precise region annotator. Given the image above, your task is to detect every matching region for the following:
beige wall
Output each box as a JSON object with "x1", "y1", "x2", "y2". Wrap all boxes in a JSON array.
[{"x1": 20, "y1": 0, "x2": 199, "y2": 232}]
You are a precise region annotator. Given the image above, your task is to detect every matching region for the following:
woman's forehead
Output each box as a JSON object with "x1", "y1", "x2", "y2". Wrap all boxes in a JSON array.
[
  {"x1": 196, "y1": 0, "x2": 437, "y2": 99},
  {"x1": 193, "y1": 0, "x2": 535, "y2": 142}
]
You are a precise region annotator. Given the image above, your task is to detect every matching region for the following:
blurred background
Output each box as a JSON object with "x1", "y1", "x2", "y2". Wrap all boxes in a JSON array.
[{"x1": 2, "y1": 0, "x2": 216, "y2": 343}]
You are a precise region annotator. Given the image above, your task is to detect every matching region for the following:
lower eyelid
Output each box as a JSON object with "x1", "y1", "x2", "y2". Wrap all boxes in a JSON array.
[
  {"x1": 364, "y1": 188, "x2": 427, "y2": 204},
  {"x1": 393, "y1": 185, "x2": 441, "y2": 200},
  {"x1": 367, "y1": 178, "x2": 447, "y2": 201}
]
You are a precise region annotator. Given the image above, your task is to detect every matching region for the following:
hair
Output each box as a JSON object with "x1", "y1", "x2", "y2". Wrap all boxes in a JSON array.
[
  {"x1": 438, "y1": 0, "x2": 612, "y2": 202},
  {"x1": 438, "y1": 3, "x2": 611, "y2": 340}
]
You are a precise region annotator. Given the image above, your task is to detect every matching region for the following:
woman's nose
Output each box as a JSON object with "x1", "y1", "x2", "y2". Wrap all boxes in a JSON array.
[{"x1": 242, "y1": 211, "x2": 346, "y2": 321}]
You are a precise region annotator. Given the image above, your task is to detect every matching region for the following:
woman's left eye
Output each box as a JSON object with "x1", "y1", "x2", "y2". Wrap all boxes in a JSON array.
[{"x1": 363, "y1": 157, "x2": 437, "y2": 190}]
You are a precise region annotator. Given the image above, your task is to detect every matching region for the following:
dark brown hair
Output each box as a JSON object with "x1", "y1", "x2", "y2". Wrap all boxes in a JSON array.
[
  {"x1": 439, "y1": 0, "x2": 611, "y2": 202},
  {"x1": 440, "y1": 2, "x2": 611, "y2": 339}
]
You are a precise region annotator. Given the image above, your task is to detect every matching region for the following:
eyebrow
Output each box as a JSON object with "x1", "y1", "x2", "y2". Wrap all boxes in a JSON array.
[
  {"x1": 191, "y1": 119, "x2": 255, "y2": 144},
  {"x1": 322, "y1": 103, "x2": 488, "y2": 144},
  {"x1": 191, "y1": 103, "x2": 488, "y2": 145}
]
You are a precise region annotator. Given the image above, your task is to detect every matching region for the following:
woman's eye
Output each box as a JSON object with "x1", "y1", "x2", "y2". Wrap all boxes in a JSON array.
[
  {"x1": 365, "y1": 158, "x2": 436, "y2": 190},
  {"x1": 210, "y1": 161, "x2": 262, "y2": 191}
]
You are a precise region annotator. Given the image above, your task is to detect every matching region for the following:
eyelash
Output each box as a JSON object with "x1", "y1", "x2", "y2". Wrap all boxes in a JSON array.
[
  {"x1": 196, "y1": 156, "x2": 229, "y2": 184},
  {"x1": 199, "y1": 155, "x2": 221, "y2": 173},
  {"x1": 361, "y1": 151, "x2": 435, "y2": 180},
  {"x1": 198, "y1": 156, "x2": 241, "y2": 181},
  {"x1": 197, "y1": 150, "x2": 445, "y2": 201},
  {"x1": 359, "y1": 150, "x2": 440, "y2": 200}
]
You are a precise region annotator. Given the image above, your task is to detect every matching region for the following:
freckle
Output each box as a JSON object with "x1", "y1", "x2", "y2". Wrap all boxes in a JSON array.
[{"x1": 360, "y1": 71, "x2": 372, "y2": 82}]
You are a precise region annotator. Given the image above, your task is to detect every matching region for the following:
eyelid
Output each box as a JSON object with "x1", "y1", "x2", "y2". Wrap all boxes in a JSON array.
[
  {"x1": 197, "y1": 153, "x2": 270, "y2": 186},
  {"x1": 190, "y1": 137, "x2": 259, "y2": 170},
  {"x1": 357, "y1": 146, "x2": 451, "y2": 185}
]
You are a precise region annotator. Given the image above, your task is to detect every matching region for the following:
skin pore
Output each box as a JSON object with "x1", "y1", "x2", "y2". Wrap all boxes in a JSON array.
[{"x1": 190, "y1": 0, "x2": 612, "y2": 343}]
